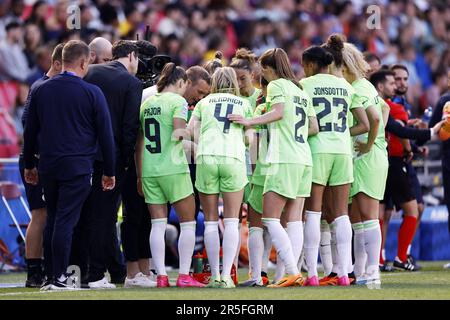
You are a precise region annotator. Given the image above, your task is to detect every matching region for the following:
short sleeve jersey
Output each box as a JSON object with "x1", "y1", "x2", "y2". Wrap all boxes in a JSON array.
[
  {"x1": 244, "y1": 88, "x2": 262, "y2": 111},
  {"x1": 192, "y1": 93, "x2": 253, "y2": 162},
  {"x1": 140, "y1": 92, "x2": 189, "y2": 177},
  {"x1": 265, "y1": 78, "x2": 315, "y2": 166},
  {"x1": 351, "y1": 78, "x2": 387, "y2": 151},
  {"x1": 300, "y1": 73, "x2": 357, "y2": 155}
]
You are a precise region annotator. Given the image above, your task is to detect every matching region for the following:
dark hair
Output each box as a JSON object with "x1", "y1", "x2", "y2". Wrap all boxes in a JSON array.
[
  {"x1": 52, "y1": 43, "x2": 65, "y2": 63},
  {"x1": 260, "y1": 76, "x2": 269, "y2": 88},
  {"x1": 390, "y1": 64, "x2": 409, "y2": 75},
  {"x1": 432, "y1": 69, "x2": 447, "y2": 83},
  {"x1": 62, "y1": 40, "x2": 90, "y2": 65},
  {"x1": 203, "y1": 51, "x2": 223, "y2": 75},
  {"x1": 259, "y1": 48, "x2": 299, "y2": 86},
  {"x1": 230, "y1": 48, "x2": 257, "y2": 71},
  {"x1": 369, "y1": 69, "x2": 395, "y2": 88},
  {"x1": 302, "y1": 46, "x2": 334, "y2": 69},
  {"x1": 321, "y1": 34, "x2": 345, "y2": 68},
  {"x1": 5, "y1": 21, "x2": 21, "y2": 32},
  {"x1": 156, "y1": 62, "x2": 187, "y2": 92},
  {"x1": 363, "y1": 51, "x2": 380, "y2": 64},
  {"x1": 186, "y1": 66, "x2": 211, "y2": 85},
  {"x1": 112, "y1": 40, "x2": 139, "y2": 60}
]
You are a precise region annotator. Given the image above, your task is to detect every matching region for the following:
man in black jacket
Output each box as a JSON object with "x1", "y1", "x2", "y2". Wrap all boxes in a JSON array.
[
  {"x1": 429, "y1": 77, "x2": 450, "y2": 235},
  {"x1": 79, "y1": 40, "x2": 143, "y2": 288},
  {"x1": 23, "y1": 40, "x2": 116, "y2": 290}
]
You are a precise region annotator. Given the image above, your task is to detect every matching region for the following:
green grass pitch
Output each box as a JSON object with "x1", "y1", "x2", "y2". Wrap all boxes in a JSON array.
[{"x1": 0, "y1": 261, "x2": 449, "y2": 300}]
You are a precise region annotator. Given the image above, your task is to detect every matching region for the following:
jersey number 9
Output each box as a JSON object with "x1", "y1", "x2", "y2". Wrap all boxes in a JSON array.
[{"x1": 144, "y1": 118, "x2": 161, "y2": 154}]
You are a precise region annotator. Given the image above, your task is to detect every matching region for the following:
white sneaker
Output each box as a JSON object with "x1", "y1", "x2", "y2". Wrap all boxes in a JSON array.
[
  {"x1": 88, "y1": 277, "x2": 116, "y2": 289},
  {"x1": 148, "y1": 270, "x2": 157, "y2": 282},
  {"x1": 444, "y1": 263, "x2": 450, "y2": 269},
  {"x1": 355, "y1": 274, "x2": 368, "y2": 285},
  {"x1": 124, "y1": 273, "x2": 157, "y2": 288},
  {"x1": 366, "y1": 270, "x2": 381, "y2": 289}
]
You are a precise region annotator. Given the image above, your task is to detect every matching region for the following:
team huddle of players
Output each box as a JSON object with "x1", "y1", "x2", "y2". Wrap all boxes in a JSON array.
[{"x1": 138, "y1": 33, "x2": 437, "y2": 289}]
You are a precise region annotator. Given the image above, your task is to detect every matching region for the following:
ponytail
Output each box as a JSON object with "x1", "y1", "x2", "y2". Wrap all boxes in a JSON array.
[{"x1": 156, "y1": 62, "x2": 187, "y2": 92}]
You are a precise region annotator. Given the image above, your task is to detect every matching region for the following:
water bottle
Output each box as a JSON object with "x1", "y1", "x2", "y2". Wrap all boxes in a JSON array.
[
  {"x1": 422, "y1": 106, "x2": 433, "y2": 124},
  {"x1": 193, "y1": 252, "x2": 203, "y2": 274}
]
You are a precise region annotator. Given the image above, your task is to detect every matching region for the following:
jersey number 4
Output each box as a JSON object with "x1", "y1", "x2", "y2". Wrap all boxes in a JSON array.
[
  {"x1": 214, "y1": 103, "x2": 234, "y2": 133},
  {"x1": 144, "y1": 118, "x2": 161, "y2": 154},
  {"x1": 313, "y1": 97, "x2": 348, "y2": 133}
]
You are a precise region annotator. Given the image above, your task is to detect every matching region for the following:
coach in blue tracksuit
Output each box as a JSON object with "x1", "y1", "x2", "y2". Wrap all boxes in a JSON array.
[{"x1": 23, "y1": 40, "x2": 116, "y2": 290}]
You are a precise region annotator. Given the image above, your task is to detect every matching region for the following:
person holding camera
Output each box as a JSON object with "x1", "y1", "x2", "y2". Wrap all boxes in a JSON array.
[{"x1": 77, "y1": 40, "x2": 145, "y2": 289}]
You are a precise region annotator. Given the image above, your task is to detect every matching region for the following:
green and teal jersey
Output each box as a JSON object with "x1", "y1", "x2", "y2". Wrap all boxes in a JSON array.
[
  {"x1": 351, "y1": 78, "x2": 387, "y2": 152},
  {"x1": 140, "y1": 92, "x2": 189, "y2": 177},
  {"x1": 300, "y1": 73, "x2": 358, "y2": 155},
  {"x1": 265, "y1": 78, "x2": 315, "y2": 166},
  {"x1": 192, "y1": 93, "x2": 253, "y2": 162},
  {"x1": 251, "y1": 103, "x2": 270, "y2": 186}
]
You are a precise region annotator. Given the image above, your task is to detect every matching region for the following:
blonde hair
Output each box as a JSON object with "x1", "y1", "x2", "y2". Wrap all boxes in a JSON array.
[
  {"x1": 230, "y1": 48, "x2": 257, "y2": 71},
  {"x1": 259, "y1": 48, "x2": 299, "y2": 87},
  {"x1": 342, "y1": 42, "x2": 371, "y2": 80},
  {"x1": 210, "y1": 67, "x2": 240, "y2": 96}
]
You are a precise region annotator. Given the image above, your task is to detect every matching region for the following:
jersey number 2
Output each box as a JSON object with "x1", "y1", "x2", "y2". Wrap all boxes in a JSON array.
[{"x1": 144, "y1": 118, "x2": 161, "y2": 154}]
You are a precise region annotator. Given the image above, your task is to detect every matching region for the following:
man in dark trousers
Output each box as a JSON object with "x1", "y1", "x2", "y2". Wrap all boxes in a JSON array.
[
  {"x1": 429, "y1": 71, "x2": 450, "y2": 269},
  {"x1": 19, "y1": 43, "x2": 64, "y2": 288},
  {"x1": 23, "y1": 40, "x2": 116, "y2": 290},
  {"x1": 80, "y1": 40, "x2": 144, "y2": 289}
]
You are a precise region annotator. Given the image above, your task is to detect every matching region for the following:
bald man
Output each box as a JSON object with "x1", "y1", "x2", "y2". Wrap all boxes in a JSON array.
[{"x1": 89, "y1": 37, "x2": 112, "y2": 64}]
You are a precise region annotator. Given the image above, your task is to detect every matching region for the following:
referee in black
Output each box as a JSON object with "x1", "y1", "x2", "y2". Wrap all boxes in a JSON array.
[
  {"x1": 23, "y1": 40, "x2": 116, "y2": 290},
  {"x1": 77, "y1": 40, "x2": 144, "y2": 288}
]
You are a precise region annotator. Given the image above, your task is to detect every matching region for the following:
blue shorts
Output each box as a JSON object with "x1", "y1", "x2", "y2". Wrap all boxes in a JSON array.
[{"x1": 19, "y1": 156, "x2": 46, "y2": 210}]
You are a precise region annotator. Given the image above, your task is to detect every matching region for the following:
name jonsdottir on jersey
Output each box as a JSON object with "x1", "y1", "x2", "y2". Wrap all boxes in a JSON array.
[
  {"x1": 313, "y1": 87, "x2": 349, "y2": 96},
  {"x1": 208, "y1": 96, "x2": 244, "y2": 106}
]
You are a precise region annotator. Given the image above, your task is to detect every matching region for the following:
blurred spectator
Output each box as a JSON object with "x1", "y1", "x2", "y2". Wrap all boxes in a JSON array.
[
  {"x1": 0, "y1": 22, "x2": 31, "y2": 82},
  {"x1": 26, "y1": 45, "x2": 52, "y2": 86},
  {"x1": 23, "y1": 23, "x2": 43, "y2": 69}
]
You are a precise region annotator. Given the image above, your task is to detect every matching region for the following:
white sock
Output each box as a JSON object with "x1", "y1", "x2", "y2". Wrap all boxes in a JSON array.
[
  {"x1": 233, "y1": 222, "x2": 242, "y2": 269},
  {"x1": 352, "y1": 222, "x2": 367, "y2": 277},
  {"x1": 407, "y1": 244, "x2": 412, "y2": 256},
  {"x1": 332, "y1": 215, "x2": 352, "y2": 277},
  {"x1": 204, "y1": 221, "x2": 220, "y2": 279},
  {"x1": 178, "y1": 221, "x2": 196, "y2": 275},
  {"x1": 248, "y1": 227, "x2": 264, "y2": 281},
  {"x1": 222, "y1": 218, "x2": 239, "y2": 277},
  {"x1": 364, "y1": 219, "x2": 382, "y2": 274},
  {"x1": 274, "y1": 253, "x2": 285, "y2": 282},
  {"x1": 320, "y1": 220, "x2": 333, "y2": 277},
  {"x1": 263, "y1": 218, "x2": 299, "y2": 275},
  {"x1": 304, "y1": 211, "x2": 321, "y2": 278},
  {"x1": 261, "y1": 228, "x2": 271, "y2": 274},
  {"x1": 287, "y1": 221, "x2": 303, "y2": 267},
  {"x1": 330, "y1": 223, "x2": 340, "y2": 275},
  {"x1": 150, "y1": 218, "x2": 167, "y2": 276}
]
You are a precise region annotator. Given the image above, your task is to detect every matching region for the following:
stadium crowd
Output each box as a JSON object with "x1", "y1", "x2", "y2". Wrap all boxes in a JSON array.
[
  {"x1": 0, "y1": 0, "x2": 449, "y2": 149},
  {"x1": 0, "y1": 0, "x2": 449, "y2": 291}
]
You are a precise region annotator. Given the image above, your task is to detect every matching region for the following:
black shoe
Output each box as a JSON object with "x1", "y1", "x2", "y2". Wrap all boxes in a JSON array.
[
  {"x1": 379, "y1": 262, "x2": 396, "y2": 272},
  {"x1": 25, "y1": 273, "x2": 44, "y2": 288},
  {"x1": 348, "y1": 272, "x2": 356, "y2": 285},
  {"x1": 393, "y1": 257, "x2": 418, "y2": 271},
  {"x1": 407, "y1": 255, "x2": 422, "y2": 270},
  {"x1": 110, "y1": 274, "x2": 126, "y2": 285}
]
